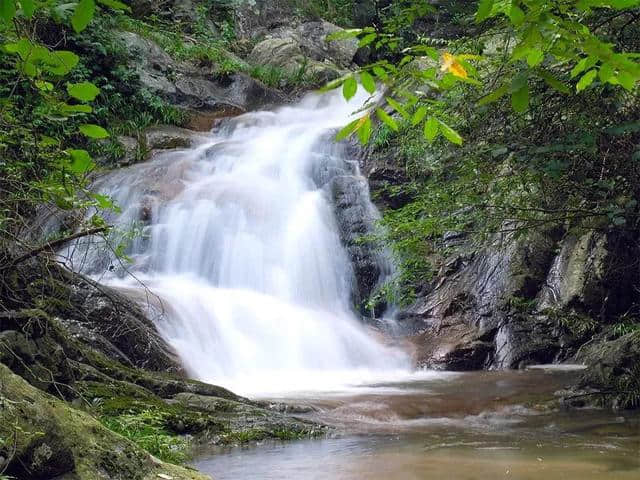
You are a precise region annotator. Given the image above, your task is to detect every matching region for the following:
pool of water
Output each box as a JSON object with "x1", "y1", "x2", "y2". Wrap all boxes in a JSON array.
[{"x1": 193, "y1": 369, "x2": 640, "y2": 479}]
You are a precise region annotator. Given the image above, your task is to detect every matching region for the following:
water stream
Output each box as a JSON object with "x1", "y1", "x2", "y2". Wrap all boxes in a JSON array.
[
  {"x1": 194, "y1": 368, "x2": 640, "y2": 479},
  {"x1": 64, "y1": 89, "x2": 639, "y2": 478},
  {"x1": 65, "y1": 88, "x2": 410, "y2": 395}
]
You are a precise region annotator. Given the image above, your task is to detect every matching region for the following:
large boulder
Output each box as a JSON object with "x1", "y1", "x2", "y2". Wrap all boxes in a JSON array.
[
  {"x1": 330, "y1": 174, "x2": 392, "y2": 311},
  {"x1": 399, "y1": 229, "x2": 562, "y2": 369},
  {"x1": 247, "y1": 21, "x2": 359, "y2": 85},
  {"x1": 575, "y1": 331, "x2": 640, "y2": 408},
  {"x1": 142, "y1": 125, "x2": 210, "y2": 152},
  {"x1": 0, "y1": 252, "x2": 181, "y2": 374},
  {"x1": 0, "y1": 363, "x2": 209, "y2": 480},
  {"x1": 117, "y1": 31, "x2": 284, "y2": 121}
]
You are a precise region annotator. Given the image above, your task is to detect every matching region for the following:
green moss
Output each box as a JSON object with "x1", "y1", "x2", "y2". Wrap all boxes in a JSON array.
[{"x1": 0, "y1": 363, "x2": 207, "y2": 479}]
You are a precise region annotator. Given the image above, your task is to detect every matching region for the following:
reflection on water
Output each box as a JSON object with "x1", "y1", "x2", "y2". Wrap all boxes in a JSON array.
[{"x1": 194, "y1": 370, "x2": 640, "y2": 479}]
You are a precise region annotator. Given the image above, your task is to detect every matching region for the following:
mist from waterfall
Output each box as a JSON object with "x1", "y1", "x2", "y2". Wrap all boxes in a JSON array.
[{"x1": 64, "y1": 88, "x2": 411, "y2": 395}]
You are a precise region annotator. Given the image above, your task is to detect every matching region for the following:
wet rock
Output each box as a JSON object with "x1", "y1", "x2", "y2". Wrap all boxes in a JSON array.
[
  {"x1": 117, "y1": 31, "x2": 284, "y2": 117},
  {"x1": 575, "y1": 331, "x2": 640, "y2": 408},
  {"x1": 248, "y1": 37, "x2": 342, "y2": 84},
  {"x1": 0, "y1": 253, "x2": 182, "y2": 374},
  {"x1": 0, "y1": 363, "x2": 209, "y2": 480},
  {"x1": 537, "y1": 231, "x2": 637, "y2": 317},
  {"x1": 294, "y1": 21, "x2": 359, "y2": 68},
  {"x1": 171, "y1": 393, "x2": 321, "y2": 439},
  {"x1": 116, "y1": 135, "x2": 140, "y2": 166},
  {"x1": 142, "y1": 125, "x2": 209, "y2": 152},
  {"x1": 233, "y1": 0, "x2": 304, "y2": 40},
  {"x1": 404, "y1": 230, "x2": 560, "y2": 369},
  {"x1": 330, "y1": 175, "x2": 391, "y2": 310},
  {"x1": 247, "y1": 21, "x2": 358, "y2": 85}
]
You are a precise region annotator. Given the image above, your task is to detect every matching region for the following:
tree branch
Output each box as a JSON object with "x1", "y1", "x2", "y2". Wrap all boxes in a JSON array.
[{"x1": 4, "y1": 226, "x2": 109, "y2": 269}]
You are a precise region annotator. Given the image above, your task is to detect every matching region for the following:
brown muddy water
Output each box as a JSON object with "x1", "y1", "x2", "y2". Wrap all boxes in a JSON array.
[{"x1": 193, "y1": 368, "x2": 640, "y2": 479}]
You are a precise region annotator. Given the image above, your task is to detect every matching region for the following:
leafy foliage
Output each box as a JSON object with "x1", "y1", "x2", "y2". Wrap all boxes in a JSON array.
[
  {"x1": 328, "y1": 0, "x2": 639, "y2": 144},
  {"x1": 100, "y1": 409, "x2": 190, "y2": 464},
  {"x1": 355, "y1": 1, "x2": 639, "y2": 310}
]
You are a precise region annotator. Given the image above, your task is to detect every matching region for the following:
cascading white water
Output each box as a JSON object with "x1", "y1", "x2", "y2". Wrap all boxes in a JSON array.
[{"x1": 65, "y1": 88, "x2": 410, "y2": 395}]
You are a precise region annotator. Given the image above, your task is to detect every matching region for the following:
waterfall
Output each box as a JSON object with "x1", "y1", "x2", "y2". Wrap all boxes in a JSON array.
[{"x1": 63, "y1": 88, "x2": 410, "y2": 395}]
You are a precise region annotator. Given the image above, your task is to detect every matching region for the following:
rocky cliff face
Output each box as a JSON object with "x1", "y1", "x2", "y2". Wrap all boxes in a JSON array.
[{"x1": 359, "y1": 136, "x2": 640, "y2": 406}]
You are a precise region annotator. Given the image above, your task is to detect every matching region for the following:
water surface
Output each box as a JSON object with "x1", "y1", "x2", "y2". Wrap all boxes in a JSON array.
[{"x1": 194, "y1": 369, "x2": 640, "y2": 480}]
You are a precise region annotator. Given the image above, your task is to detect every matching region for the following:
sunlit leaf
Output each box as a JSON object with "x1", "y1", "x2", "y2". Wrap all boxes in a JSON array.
[
  {"x1": 576, "y1": 69, "x2": 597, "y2": 92},
  {"x1": 438, "y1": 120, "x2": 463, "y2": 145},
  {"x1": 376, "y1": 108, "x2": 398, "y2": 131},
  {"x1": 79, "y1": 124, "x2": 109, "y2": 139},
  {"x1": 71, "y1": 0, "x2": 95, "y2": 33},
  {"x1": 342, "y1": 75, "x2": 358, "y2": 101},
  {"x1": 360, "y1": 71, "x2": 376, "y2": 94},
  {"x1": 359, "y1": 33, "x2": 377, "y2": 47},
  {"x1": 67, "y1": 81, "x2": 101, "y2": 102},
  {"x1": 412, "y1": 106, "x2": 428, "y2": 126},
  {"x1": 424, "y1": 117, "x2": 439, "y2": 141},
  {"x1": 67, "y1": 149, "x2": 95, "y2": 174},
  {"x1": 440, "y1": 52, "x2": 468, "y2": 79},
  {"x1": 508, "y1": 4, "x2": 525, "y2": 26},
  {"x1": 357, "y1": 116, "x2": 372, "y2": 144},
  {"x1": 476, "y1": 0, "x2": 494, "y2": 22},
  {"x1": 336, "y1": 118, "x2": 359, "y2": 141},
  {"x1": 0, "y1": 0, "x2": 16, "y2": 23},
  {"x1": 386, "y1": 97, "x2": 410, "y2": 119}
]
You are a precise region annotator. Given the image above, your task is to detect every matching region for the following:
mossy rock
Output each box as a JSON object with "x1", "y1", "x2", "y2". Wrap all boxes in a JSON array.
[{"x1": 0, "y1": 363, "x2": 209, "y2": 480}]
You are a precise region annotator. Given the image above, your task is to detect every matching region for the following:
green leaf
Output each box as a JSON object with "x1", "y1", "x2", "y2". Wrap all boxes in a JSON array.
[
  {"x1": 438, "y1": 120, "x2": 463, "y2": 145},
  {"x1": 477, "y1": 84, "x2": 509, "y2": 105},
  {"x1": 92, "y1": 192, "x2": 117, "y2": 209},
  {"x1": 357, "y1": 116, "x2": 372, "y2": 144},
  {"x1": 79, "y1": 124, "x2": 109, "y2": 139},
  {"x1": 326, "y1": 28, "x2": 362, "y2": 41},
  {"x1": 21, "y1": 0, "x2": 35, "y2": 17},
  {"x1": 71, "y1": 0, "x2": 95, "y2": 33},
  {"x1": 412, "y1": 106, "x2": 428, "y2": 126},
  {"x1": 526, "y1": 49, "x2": 544, "y2": 67},
  {"x1": 67, "y1": 81, "x2": 101, "y2": 102},
  {"x1": 536, "y1": 69, "x2": 571, "y2": 94},
  {"x1": 372, "y1": 65, "x2": 388, "y2": 80},
  {"x1": 44, "y1": 50, "x2": 80, "y2": 75},
  {"x1": 576, "y1": 69, "x2": 597, "y2": 92},
  {"x1": 319, "y1": 74, "x2": 348, "y2": 92},
  {"x1": 508, "y1": 4, "x2": 525, "y2": 26},
  {"x1": 376, "y1": 108, "x2": 398, "y2": 131},
  {"x1": 511, "y1": 85, "x2": 529, "y2": 113},
  {"x1": 385, "y1": 97, "x2": 410, "y2": 119},
  {"x1": 0, "y1": 0, "x2": 16, "y2": 23},
  {"x1": 476, "y1": 0, "x2": 494, "y2": 22},
  {"x1": 35, "y1": 80, "x2": 54, "y2": 92},
  {"x1": 336, "y1": 119, "x2": 359, "y2": 141},
  {"x1": 96, "y1": 0, "x2": 131, "y2": 11},
  {"x1": 609, "y1": 0, "x2": 640, "y2": 9},
  {"x1": 67, "y1": 149, "x2": 95, "y2": 174},
  {"x1": 60, "y1": 103, "x2": 93, "y2": 115},
  {"x1": 360, "y1": 71, "x2": 376, "y2": 94},
  {"x1": 510, "y1": 71, "x2": 528, "y2": 92},
  {"x1": 571, "y1": 56, "x2": 597, "y2": 78},
  {"x1": 358, "y1": 33, "x2": 377, "y2": 47},
  {"x1": 424, "y1": 117, "x2": 439, "y2": 142},
  {"x1": 615, "y1": 71, "x2": 635, "y2": 91},
  {"x1": 342, "y1": 75, "x2": 358, "y2": 101},
  {"x1": 598, "y1": 63, "x2": 614, "y2": 83}
]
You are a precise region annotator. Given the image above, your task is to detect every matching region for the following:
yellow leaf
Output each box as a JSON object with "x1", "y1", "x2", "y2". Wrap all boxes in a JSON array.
[{"x1": 440, "y1": 52, "x2": 468, "y2": 79}]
